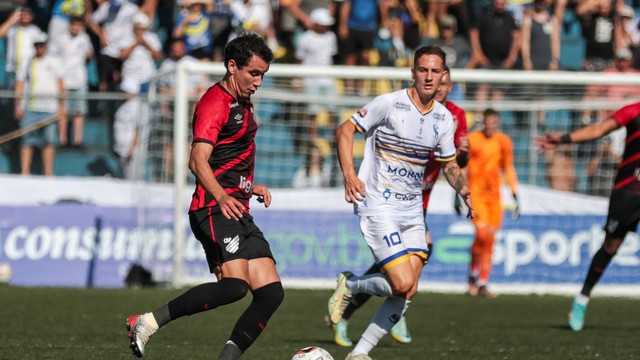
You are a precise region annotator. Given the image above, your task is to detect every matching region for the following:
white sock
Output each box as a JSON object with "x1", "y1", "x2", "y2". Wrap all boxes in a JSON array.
[
  {"x1": 352, "y1": 297, "x2": 411, "y2": 355},
  {"x1": 575, "y1": 294, "x2": 590, "y2": 306},
  {"x1": 347, "y1": 273, "x2": 393, "y2": 297},
  {"x1": 142, "y1": 313, "x2": 159, "y2": 333}
]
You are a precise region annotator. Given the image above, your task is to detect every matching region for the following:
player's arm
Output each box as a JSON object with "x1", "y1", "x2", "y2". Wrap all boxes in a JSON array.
[
  {"x1": 336, "y1": 119, "x2": 365, "y2": 203},
  {"x1": 189, "y1": 142, "x2": 245, "y2": 220},
  {"x1": 442, "y1": 160, "x2": 474, "y2": 219},
  {"x1": 535, "y1": 117, "x2": 620, "y2": 151},
  {"x1": 502, "y1": 136, "x2": 520, "y2": 219}
]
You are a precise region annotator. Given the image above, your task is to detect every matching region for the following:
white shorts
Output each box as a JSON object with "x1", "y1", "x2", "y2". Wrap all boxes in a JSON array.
[{"x1": 360, "y1": 214, "x2": 428, "y2": 273}]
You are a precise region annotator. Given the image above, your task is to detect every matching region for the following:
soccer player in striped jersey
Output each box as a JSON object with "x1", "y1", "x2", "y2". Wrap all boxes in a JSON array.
[
  {"x1": 535, "y1": 102, "x2": 640, "y2": 332},
  {"x1": 328, "y1": 69, "x2": 470, "y2": 347},
  {"x1": 328, "y1": 46, "x2": 474, "y2": 360},
  {"x1": 124, "y1": 33, "x2": 284, "y2": 360}
]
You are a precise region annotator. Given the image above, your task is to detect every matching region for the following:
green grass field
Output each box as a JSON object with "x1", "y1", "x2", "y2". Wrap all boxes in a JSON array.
[{"x1": 1, "y1": 285, "x2": 638, "y2": 359}]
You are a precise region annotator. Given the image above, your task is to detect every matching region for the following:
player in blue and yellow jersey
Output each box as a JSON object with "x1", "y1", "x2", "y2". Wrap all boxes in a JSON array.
[{"x1": 328, "y1": 46, "x2": 474, "y2": 360}]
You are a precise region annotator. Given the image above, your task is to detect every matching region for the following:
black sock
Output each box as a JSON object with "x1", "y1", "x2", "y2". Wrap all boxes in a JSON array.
[
  {"x1": 152, "y1": 305, "x2": 171, "y2": 328},
  {"x1": 228, "y1": 281, "x2": 285, "y2": 352},
  {"x1": 167, "y1": 278, "x2": 249, "y2": 320},
  {"x1": 343, "y1": 264, "x2": 379, "y2": 321},
  {"x1": 581, "y1": 247, "x2": 614, "y2": 297}
]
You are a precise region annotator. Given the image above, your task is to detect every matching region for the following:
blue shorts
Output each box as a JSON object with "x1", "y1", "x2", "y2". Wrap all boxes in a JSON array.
[
  {"x1": 66, "y1": 88, "x2": 87, "y2": 116},
  {"x1": 21, "y1": 111, "x2": 57, "y2": 147}
]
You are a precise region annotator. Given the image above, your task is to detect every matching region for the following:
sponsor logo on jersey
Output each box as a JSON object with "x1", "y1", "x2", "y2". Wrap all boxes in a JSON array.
[
  {"x1": 234, "y1": 114, "x2": 243, "y2": 124},
  {"x1": 357, "y1": 107, "x2": 368, "y2": 118},
  {"x1": 394, "y1": 102, "x2": 411, "y2": 111},
  {"x1": 394, "y1": 193, "x2": 419, "y2": 201},
  {"x1": 239, "y1": 176, "x2": 252, "y2": 193},
  {"x1": 230, "y1": 102, "x2": 239, "y2": 108},
  {"x1": 433, "y1": 124, "x2": 440, "y2": 140},
  {"x1": 433, "y1": 113, "x2": 445, "y2": 121},
  {"x1": 383, "y1": 187, "x2": 392, "y2": 202},
  {"x1": 223, "y1": 235, "x2": 240, "y2": 254},
  {"x1": 387, "y1": 166, "x2": 424, "y2": 181}
]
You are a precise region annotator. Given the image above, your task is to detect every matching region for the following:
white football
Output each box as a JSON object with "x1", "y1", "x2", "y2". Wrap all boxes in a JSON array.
[
  {"x1": 291, "y1": 346, "x2": 334, "y2": 360},
  {"x1": 0, "y1": 262, "x2": 12, "y2": 283}
]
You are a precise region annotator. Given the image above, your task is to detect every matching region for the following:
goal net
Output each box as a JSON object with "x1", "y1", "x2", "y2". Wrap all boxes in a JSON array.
[{"x1": 142, "y1": 63, "x2": 640, "y2": 295}]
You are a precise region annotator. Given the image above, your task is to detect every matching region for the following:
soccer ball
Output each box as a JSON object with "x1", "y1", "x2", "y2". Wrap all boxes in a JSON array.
[
  {"x1": 291, "y1": 346, "x2": 334, "y2": 360},
  {"x1": 0, "y1": 262, "x2": 12, "y2": 284}
]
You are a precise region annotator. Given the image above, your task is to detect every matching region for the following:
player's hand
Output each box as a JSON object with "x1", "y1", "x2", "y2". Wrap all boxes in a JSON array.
[
  {"x1": 533, "y1": 131, "x2": 561, "y2": 152},
  {"x1": 217, "y1": 193, "x2": 245, "y2": 221},
  {"x1": 453, "y1": 194, "x2": 462, "y2": 216},
  {"x1": 344, "y1": 174, "x2": 366, "y2": 204},
  {"x1": 252, "y1": 184, "x2": 271, "y2": 208},
  {"x1": 458, "y1": 135, "x2": 470, "y2": 154},
  {"x1": 512, "y1": 193, "x2": 520, "y2": 221},
  {"x1": 459, "y1": 188, "x2": 474, "y2": 219}
]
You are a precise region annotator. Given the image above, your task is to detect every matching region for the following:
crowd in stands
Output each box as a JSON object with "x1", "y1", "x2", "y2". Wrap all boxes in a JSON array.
[{"x1": 0, "y1": 0, "x2": 639, "y2": 187}]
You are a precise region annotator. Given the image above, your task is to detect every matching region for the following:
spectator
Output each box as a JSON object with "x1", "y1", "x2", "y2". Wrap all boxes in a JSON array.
[
  {"x1": 14, "y1": 33, "x2": 66, "y2": 176},
  {"x1": 468, "y1": 0, "x2": 521, "y2": 114},
  {"x1": 47, "y1": 0, "x2": 93, "y2": 52},
  {"x1": 0, "y1": 6, "x2": 44, "y2": 173},
  {"x1": 113, "y1": 97, "x2": 150, "y2": 179},
  {"x1": 209, "y1": 0, "x2": 234, "y2": 61},
  {"x1": 0, "y1": 7, "x2": 43, "y2": 94},
  {"x1": 173, "y1": 0, "x2": 214, "y2": 60},
  {"x1": 282, "y1": 0, "x2": 335, "y2": 64},
  {"x1": 586, "y1": 136, "x2": 619, "y2": 196},
  {"x1": 521, "y1": 0, "x2": 561, "y2": 71},
  {"x1": 230, "y1": 0, "x2": 280, "y2": 54},
  {"x1": 468, "y1": 0, "x2": 521, "y2": 71},
  {"x1": 615, "y1": 4, "x2": 639, "y2": 66},
  {"x1": 119, "y1": 12, "x2": 162, "y2": 97},
  {"x1": 424, "y1": 0, "x2": 452, "y2": 38},
  {"x1": 294, "y1": 8, "x2": 338, "y2": 154},
  {"x1": 545, "y1": 145, "x2": 576, "y2": 192},
  {"x1": 89, "y1": 0, "x2": 140, "y2": 95},
  {"x1": 292, "y1": 142, "x2": 331, "y2": 188},
  {"x1": 338, "y1": 0, "x2": 388, "y2": 93},
  {"x1": 421, "y1": 14, "x2": 472, "y2": 69},
  {"x1": 49, "y1": 16, "x2": 94, "y2": 148},
  {"x1": 156, "y1": 39, "x2": 208, "y2": 181},
  {"x1": 576, "y1": 0, "x2": 618, "y2": 71},
  {"x1": 384, "y1": 0, "x2": 423, "y2": 66}
]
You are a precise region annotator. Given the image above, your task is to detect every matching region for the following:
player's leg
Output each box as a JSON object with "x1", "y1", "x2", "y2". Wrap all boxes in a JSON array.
[
  {"x1": 476, "y1": 203, "x2": 503, "y2": 298},
  {"x1": 219, "y1": 221, "x2": 284, "y2": 360},
  {"x1": 329, "y1": 263, "x2": 380, "y2": 347},
  {"x1": 126, "y1": 209, "x2": 253, "y2": 357},
  {"x1": 389, "y1": 229, "x2": 432, "y2": 344},
  {"x1": 468, "y1": 199, "x2": 490, "y2": 295},
  {"x1": 569, "y1": 190, "x2": 638, "y2": 331},
  {"x1": 349, "y1": 215, "x2": 426, "y2": 357}
]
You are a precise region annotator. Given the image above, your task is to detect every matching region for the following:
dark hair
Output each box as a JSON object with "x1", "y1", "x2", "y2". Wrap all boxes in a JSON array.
[
  {"x1": 413, "y1": 46, "x2": 447, "y2": 69},
  {"x1": 69, "y1": 15, "x2": 84, "y2": 24},
  {"x1": 224, "y1": 32, "x2": 274, "y2": 69},
  {"x1": 483, "y1": 108, "x2": 499, "y2": 118},
  {"x1": 444, "y1": 65, "x2": 451, "y2": 80}
]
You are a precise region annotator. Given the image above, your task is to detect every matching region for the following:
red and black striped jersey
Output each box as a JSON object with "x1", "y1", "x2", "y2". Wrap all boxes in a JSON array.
[
  {"x1": 189, "y1": 83, "x2": 257, "y2": 212},
  {"x1": 612, "y1": 102, "x2": 640, "y2": 194},
  {"x1": 422, "y1": 100, "x2": 468, "y2": 209}
]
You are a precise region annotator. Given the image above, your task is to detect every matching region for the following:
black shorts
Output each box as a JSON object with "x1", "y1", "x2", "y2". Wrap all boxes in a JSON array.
[
  {"x1": 189, "y1": 206, "x2": 275, "y2": 273},
  {"x1": 605, "y1": 189, "x2": 640, "y2": 238},
  {"x1": 342, "y1": 28, "x2": 375, "y2": 55}
]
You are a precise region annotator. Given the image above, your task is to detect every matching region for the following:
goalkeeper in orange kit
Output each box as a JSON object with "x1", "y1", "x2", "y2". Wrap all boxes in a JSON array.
[{"x1": 464, "y1": 108, "x2": 519, "y2": 298}]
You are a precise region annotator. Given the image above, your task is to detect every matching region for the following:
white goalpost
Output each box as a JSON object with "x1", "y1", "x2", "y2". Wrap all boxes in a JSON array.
[{"x1": 159, "y1": 62, "x2": 640, "y2": 294}]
